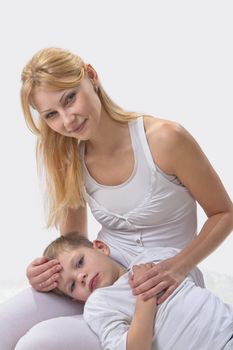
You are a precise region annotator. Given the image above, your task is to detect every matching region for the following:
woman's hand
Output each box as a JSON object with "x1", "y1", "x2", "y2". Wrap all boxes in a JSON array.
[
  {"x1": 26, "y1": 256, "x2": 62, "y2": 292},
  {"x1": 131, "y1": 263, "x2": 157, "y2": 306},
  {"x1": 131, "y1": 263, "x2": 155, "y2": 281},
  {"x1": 129, "y1": 257, "x2": 186, "y2": 304}
]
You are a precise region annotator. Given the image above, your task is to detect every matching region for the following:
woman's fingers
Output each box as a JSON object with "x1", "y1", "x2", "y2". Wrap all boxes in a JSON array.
[
  {"x1": 130, "y1": 264, "x2": 159, "y2": 288},
  {"x1": 26, "y1": 257, "x2": 62, "y2": 291},
  {"x1": 34, "y1": 260, "x2": 61, "y2": 278},
  {"x1": 37, "y1": 282, "x2": 58, "y2": 292},
  {"x1": 35, "y1": 272, "x2": 60, "y2": 291},
  {"x1": 33, "y1": 268, "x2": 61, "y2": 287},
  {"x1": 132, "y1": 277, "x2": 168, "y2": 296},
  {"x1": 137, "y1": 280, "x2": 176, "y2": 302},
  {"x1": 27, "y1": 258, "x2": 60, "y2": 278},
  {"x1": 157, "y1": 286, "x2": 176, "y2": 304},
  {"x1": 129, "y1": 257, "x2": 185, "y2": 304}
]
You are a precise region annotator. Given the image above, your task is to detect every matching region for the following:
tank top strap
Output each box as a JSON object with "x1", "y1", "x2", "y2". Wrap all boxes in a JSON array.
[{"x1": 129, "y1": 116, "x2": 156, "y2": 172}]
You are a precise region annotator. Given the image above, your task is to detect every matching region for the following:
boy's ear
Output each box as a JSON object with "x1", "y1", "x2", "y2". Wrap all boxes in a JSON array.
[{"x1": 93, "y1": 240, "x2": 110, "y2": 256}]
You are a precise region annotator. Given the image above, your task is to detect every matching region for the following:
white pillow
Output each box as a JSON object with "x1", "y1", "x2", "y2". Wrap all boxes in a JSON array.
[{"x1": 203, "y1": 270, "x2": 233, "y2": 306}]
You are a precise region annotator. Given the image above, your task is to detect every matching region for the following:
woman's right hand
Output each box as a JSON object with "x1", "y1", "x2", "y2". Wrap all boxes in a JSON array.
[{"x1": 26, "y1": 256, "x2": 62, "y2": 292}]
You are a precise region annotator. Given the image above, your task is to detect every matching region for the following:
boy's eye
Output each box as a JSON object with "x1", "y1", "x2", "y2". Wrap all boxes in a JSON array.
[
  {"x1": 70, "y1": 280, "x2": 76, "y2": 293},
  {"x1": 65, "y1": 91, "x2": 76, "y2": 106},
  {"x1": 77, "y1": 256, "x2": 84, "y2": 268}
]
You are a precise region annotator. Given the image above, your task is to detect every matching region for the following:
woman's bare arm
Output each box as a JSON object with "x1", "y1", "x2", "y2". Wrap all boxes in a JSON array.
[
  {"x1": 59, "y1": 205, "x2": 88, "y2": 237},
  {"x1": 131, "y1": 117, "x2": 233, "y2": 303},
  {"x1": 150, "y1": 119, "x2": 233, "y2": 269}
]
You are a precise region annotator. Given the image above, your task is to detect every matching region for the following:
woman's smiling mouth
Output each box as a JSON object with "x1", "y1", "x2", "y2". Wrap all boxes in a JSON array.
[{"x1": 70, "y1": 119, "x2": 88, "y2": 134}]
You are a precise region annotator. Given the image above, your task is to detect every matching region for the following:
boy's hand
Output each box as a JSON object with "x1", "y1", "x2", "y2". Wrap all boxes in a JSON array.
[
  {"x1": 26, "y1": 257, "x2": 62, "y2": 292},
  {"x1": 131, "y1": 263, "x2": 155, "y2": 281}
]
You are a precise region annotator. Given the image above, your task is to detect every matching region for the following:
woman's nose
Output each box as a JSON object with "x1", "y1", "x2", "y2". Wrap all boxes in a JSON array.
[{"x1": 62, "y1": 109, "x2": 76, "y2": 129}]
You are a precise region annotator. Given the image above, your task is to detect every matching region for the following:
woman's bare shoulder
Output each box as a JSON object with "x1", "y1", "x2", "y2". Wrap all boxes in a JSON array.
[
  {"x1": 143, "y1": 115, "x2": 187, "y2": 173},
  {"x1": 143, "y1": 115, "x2": 184, "y2": 140}
]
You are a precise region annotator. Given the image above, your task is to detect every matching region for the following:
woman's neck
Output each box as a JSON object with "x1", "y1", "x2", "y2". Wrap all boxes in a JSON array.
[{"x1": 85, "y1": 110, "x2": 130, "y2": 157}]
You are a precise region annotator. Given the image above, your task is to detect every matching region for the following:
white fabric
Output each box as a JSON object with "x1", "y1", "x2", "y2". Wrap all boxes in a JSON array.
[
  {"x1": 0, "y1": 116, "x2": 212, "y2": 349},
  {"x1": 84, "y1": 248, "x2": 233, "y2": 350},
  {"x1": 0, "y1": 287, "x2": 100, "y2": 350},
  {"x1": 15, "y1": 314, "x2": 101, "y2": 350},
  {"x1": 81, "y1": 117, "x2": 198, "y2": 266}
]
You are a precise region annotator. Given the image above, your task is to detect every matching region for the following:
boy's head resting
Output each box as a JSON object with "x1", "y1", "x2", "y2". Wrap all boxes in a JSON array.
[{"x1": 43, "y1": 232, "x2": 126, "y2": 302}]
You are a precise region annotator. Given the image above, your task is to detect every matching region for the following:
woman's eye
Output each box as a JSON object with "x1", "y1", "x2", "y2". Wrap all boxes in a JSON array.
[
  {"x1": 77, "y1": 256, "x2": 84, "y2": 268},
  {"x1": 65, "y1": 92, "x2": 76, "y2": 106},
  {"x1": 45, "y1": 111, "x2": 57, "y2": 119}
]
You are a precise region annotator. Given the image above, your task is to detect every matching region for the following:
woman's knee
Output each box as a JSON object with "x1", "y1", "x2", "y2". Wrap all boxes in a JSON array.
[
  {"x1": 15, "y1": 316, "x2": 101, "y2": 350},
  {"x1": 0, "y1": 287, "x2": 84, "y2": 349}
]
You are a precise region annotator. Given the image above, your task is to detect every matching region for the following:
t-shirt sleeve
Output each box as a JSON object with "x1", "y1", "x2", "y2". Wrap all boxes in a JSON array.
[{"x1": 84, "y1": 291, "x2": 130, "y2": 350}]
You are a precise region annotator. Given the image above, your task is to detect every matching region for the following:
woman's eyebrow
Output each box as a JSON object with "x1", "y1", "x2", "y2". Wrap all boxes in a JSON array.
[
  {"x1": 39, "y1": 91, "x2": 68, "y2": 114},
  {"x1": 39, "y1": 108, "x2": 52, "y2": 114},
  {"x1": 59, "y1": 90, "x2": 68, "y2": 104}
]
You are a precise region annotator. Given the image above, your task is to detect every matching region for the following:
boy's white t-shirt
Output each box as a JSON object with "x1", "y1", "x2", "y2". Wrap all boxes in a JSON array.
[{"x1": 83, "y1": 248, "x2": 233, "y2": 350}]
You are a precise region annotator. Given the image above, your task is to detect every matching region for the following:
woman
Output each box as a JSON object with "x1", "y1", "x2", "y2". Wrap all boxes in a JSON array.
[{"x1": 1, "y1": 47, "x2": 232, "y2": 349}]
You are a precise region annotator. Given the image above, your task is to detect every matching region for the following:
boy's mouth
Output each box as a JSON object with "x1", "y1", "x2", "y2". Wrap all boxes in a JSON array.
[{"x1": 89, "y1": 273, "x2": 99, "y2": 292}]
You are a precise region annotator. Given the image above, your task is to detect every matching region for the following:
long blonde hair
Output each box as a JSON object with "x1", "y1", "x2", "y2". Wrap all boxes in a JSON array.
[{"x1": 21, "y1": 47, "x2": 138, "y2": 228}]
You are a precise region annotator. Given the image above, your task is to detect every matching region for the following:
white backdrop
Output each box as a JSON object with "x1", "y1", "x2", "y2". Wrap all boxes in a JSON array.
[{"x1": 0, "y1": 0, "x2": 232, "y2": 286}]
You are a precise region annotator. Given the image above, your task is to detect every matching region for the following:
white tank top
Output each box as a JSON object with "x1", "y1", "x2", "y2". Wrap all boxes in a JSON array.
[{"x1": 80, "y1": 117, "x2": 198, "y2": 268}]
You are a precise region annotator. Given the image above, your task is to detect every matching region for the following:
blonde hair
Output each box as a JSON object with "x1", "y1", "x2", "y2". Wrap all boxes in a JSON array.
[{"x1": 21, "y1": 47, "x2": 138, "y2": 227}]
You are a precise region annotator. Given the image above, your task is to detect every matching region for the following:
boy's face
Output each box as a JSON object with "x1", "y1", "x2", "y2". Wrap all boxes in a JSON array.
[{"x1": 57, "y1": 240, "x2": 125, "y2": 302}]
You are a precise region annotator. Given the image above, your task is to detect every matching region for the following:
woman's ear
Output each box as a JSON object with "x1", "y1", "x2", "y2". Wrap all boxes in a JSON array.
[
  {"x1": 85, "y1": 64, "x2": 98, "y2": 82},
  {"x1": 93, "y1": 240, "x2": 110, "y2": 256}
]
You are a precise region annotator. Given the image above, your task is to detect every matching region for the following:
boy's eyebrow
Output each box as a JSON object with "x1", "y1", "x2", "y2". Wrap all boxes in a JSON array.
[
  {"x1": 70, "y1": 255, "x2": 77, "y2": 269},
  {"x1": 63, "y1": 254, "x2": 79, "y2": 294}
]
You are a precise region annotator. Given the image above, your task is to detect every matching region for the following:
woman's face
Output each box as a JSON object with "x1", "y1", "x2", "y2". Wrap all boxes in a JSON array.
[{"x1": 32, "y1": 76, "x2": 102, "y2": 141}]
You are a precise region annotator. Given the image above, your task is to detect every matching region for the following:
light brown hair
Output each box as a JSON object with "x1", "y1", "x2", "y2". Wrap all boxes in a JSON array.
[
  {"x1": 43, "y1": 231, "x2": 93, "y2": 260},
  {"x1": 43, "y1": 231, "x2": 93, "y2": 297}
]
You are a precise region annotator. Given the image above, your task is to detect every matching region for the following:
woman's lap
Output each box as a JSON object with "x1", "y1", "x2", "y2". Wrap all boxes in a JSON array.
[
  {"x1": 15, "y1": 315, "x2": 101, "y2": 350},
  {"x1": 0, "y1": 287, "x2": 100, "y2": 350}
]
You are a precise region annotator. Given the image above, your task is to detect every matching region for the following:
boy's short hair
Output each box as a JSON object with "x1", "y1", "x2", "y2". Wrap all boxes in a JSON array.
[
  {"x1": 43, "y1": 231, "x2": 93, "y2": 260},
  {"x1": 43, "y1": 231, "x2": 93, "y2": 298}
]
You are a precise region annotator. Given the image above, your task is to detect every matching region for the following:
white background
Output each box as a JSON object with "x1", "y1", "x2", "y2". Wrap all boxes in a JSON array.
[{"x1": 0, "y1": 0, "x2": 232, "y2": 286}]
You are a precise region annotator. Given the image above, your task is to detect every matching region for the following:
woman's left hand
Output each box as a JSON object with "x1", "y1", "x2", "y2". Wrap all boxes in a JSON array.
[{"x1": 129, "y1": 256, "x2": 186, "y2": 304}]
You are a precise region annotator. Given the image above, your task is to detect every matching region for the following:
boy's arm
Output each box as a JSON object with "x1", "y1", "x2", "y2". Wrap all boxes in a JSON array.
[{"x1": 127, "y1": 264, "x2": 157, "y2": 350}]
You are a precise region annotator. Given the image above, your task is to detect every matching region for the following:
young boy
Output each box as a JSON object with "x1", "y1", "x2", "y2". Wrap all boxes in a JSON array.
[{"x1": 43, "y1": 232, "x2": 233, "y2": 350}]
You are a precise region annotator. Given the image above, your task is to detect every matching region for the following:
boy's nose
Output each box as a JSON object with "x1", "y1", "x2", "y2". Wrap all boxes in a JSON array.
[{"x1": 78, "y1": 272, "x2": 87, "y2": 285}]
